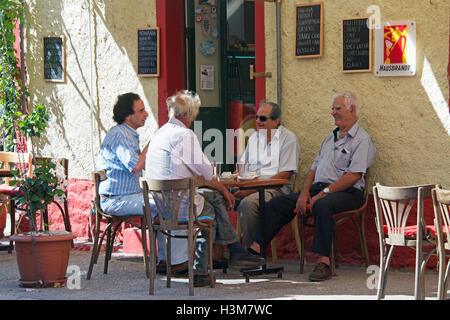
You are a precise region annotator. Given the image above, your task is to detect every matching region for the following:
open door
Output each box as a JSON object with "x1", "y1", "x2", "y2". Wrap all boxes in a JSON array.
[{"x1": 186, "y1": 0, "x2": 265, "y2": 169}]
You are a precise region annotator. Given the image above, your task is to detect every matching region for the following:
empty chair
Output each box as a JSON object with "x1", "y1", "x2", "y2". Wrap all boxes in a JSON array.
[
  {"x1": 87, "y1": 170, "x2": 149, "y2": 279},
  {"x1": 431, "y1": 185, "x2": 450, "y2": 300},
  {"x1": 0, "y1": 151, "x2": 33, "y2": 253},
  {"x1": 140, "y1": 176, "x2": 214, "y2": 296},
  {"x1": 374, "y1": 183, "x2": 435, "y2": 300}
]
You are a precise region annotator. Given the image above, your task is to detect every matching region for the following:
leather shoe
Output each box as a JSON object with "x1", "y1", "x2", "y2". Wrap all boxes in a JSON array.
[
  {"x1": 308, "y1": 262, "x2": 332, "y2": 282},
  {"x1": 194, "y1": 274, "x2": 215, "y2": 287},
  {"x1": 156, "y1": 261, "x2": 188, "y2": 275},
  {"x1": 229, "y1": 252, "x2": 265, "y2": 268}
]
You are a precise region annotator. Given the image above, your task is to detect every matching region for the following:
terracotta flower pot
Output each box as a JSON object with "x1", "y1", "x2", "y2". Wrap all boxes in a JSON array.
[{"x1": 10, "y1": 231, "x2": 76, "y2": 287}]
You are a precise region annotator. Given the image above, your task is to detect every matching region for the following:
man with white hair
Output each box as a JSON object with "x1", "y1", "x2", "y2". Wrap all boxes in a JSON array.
[
  {"x1": 146, "y1": 90, "x2": 263, "y2": 287},
  {"x1": 247, "y1": 91, "x2": 375, "y2": 282}
]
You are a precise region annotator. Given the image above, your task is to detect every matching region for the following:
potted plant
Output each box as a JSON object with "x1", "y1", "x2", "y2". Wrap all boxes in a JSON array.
[
  {"x1": 1, "y1": 1, "x2": 75, "y2": 288},
  {"x1": 9, "y1": 159, "x2": 75, "y2": 288}
]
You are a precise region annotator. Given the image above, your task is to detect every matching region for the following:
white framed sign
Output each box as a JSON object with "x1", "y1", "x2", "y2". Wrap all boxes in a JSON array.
[{"x1": 374, "y1": 20, "x2": 416, "y2": 77}]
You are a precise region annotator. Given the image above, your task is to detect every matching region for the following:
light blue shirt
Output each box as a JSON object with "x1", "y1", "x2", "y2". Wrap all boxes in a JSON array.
[
  {"x1": 311, "y1": 122, "x2": 375, "y2": 190},
  {"x1": 97, "y1": 123, "x2": 142, "y2": 196}
]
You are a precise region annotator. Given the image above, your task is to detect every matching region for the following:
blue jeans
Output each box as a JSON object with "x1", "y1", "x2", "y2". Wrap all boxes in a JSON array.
[{"x1": 193, "y1": 188, "x2": 238, "y2": 275}]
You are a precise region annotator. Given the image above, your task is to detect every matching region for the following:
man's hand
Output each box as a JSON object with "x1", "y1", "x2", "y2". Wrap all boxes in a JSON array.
[
  {"x1": 294, "y1": 190, "x2": 311, "y2": 215},
  {"x1": 233, "y1": 189, "x2": 257, "y2": 200},
  {"x1": 221, "y1": 187, "x2": 235, "y2": 210},
  {"x1": 309, "y1": 191, "x2": 326, "y2": 211}
]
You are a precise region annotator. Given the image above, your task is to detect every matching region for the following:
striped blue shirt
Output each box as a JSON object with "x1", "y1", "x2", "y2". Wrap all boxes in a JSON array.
[{"x1": 97, "y1": 123, "x2": 142, "y2": 196}]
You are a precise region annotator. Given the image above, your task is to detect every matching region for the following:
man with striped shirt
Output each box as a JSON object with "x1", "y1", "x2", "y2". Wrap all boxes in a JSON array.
[{"x1": 97, "y1": 92, "x2": 150, "y2": 216}]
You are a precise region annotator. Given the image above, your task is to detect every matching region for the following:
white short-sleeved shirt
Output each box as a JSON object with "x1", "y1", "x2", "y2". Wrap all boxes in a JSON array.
[
  {"x1": 145, "y1": 117, "x2": 213, "y2": 219},
  {"x1": 239, "y1": 125, "x2": 300, "y2": 194},
  {"x1": 311, "y1": 122, "x2": 375, "y2": 190}
]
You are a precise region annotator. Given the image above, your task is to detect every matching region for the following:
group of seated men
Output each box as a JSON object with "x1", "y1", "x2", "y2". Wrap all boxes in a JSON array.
[{"x1": 97, "y1": 89, "x2": 375, "y2": 287}]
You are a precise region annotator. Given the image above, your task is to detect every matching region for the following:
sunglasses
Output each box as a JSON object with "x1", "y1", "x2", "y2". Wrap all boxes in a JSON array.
[{"x1": 255, "y1": 115, "x2": 275, "y2": 122}]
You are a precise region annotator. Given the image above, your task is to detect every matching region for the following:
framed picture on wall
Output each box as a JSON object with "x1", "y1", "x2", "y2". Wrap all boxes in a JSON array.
[{"x1": 43, "y1": 36, "x2": 66, "y2": 82}]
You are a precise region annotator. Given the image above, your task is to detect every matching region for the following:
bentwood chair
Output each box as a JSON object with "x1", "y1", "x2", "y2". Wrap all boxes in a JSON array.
[
  {"x1": 87, "y1": 170, "x2": 150, "y2": 280},
  {"x1": 0, "y1": 151, "x2": 33, "y2": 253},
  {"x1": 374, "y1": 183, "x2": 436, "y2": 300},
  {"x1": 431, "y1": 185, "x2": 450, "y2": 300},
  {"x1": 140, "y1": 176, "x2": 214, "y2": 296},
  {"x1": 298, "y1": 169, "x2": 371, "y2": 274}
]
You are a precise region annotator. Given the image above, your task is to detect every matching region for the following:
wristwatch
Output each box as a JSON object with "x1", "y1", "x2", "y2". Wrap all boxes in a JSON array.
[{"x1": 323, "y1": 187, "x2": 330, "y2": 194}]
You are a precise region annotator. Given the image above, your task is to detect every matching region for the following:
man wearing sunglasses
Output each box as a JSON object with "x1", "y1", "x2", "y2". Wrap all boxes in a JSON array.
[
  {"x1": 235, "y1": 101, "x2": 300, "y2": 250},
  {"x1": 247, "y1": 91, "x2": 375, "y2": 282}
]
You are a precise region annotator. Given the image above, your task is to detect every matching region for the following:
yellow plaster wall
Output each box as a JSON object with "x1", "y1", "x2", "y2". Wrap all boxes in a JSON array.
[
  {"x1": 24, "y1": 0, "x2": 158, "y2": 179},
  {"x1": 265, "y1": 0, "x2": 450, "y2": 188}
]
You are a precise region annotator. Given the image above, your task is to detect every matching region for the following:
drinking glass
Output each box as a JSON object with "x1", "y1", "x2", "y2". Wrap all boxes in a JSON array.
[{"x1": 212, "y1": 162, "x2": 222, "y2": 179}]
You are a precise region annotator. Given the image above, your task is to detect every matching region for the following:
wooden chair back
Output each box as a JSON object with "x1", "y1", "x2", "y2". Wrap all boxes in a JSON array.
[
  {"x1": 0, "y1": 151, "x2": 33, "y2": 184},
  {"x1": 432, "y1": 185, "x2": 450, "y2": 250},
  {"x1": 92, "y1": 170, "x2": 107, "y2": 215},
  {"x1": 140, "y1": 176, "x2": 205, "y2": 230},
  {"x1": 373, "y1": 183, "x2": 434, "y2": 246}
]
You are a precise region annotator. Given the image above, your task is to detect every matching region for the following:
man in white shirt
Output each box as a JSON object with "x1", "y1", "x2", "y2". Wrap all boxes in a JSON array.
[
  {"x1": 146, "y1": 90, "x2": 263, "y2": 287},
  {"x1": 236, "y1": 101, "x2": 300, "y2": 249}
]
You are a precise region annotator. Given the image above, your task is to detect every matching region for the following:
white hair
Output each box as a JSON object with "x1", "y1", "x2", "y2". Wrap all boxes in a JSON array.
[
  {"x1": 166, "y1": 90, "x2": 201, "y2": 120},
  {"x1": 332, "y1": 91, "x2": 360, "y2": 116}
]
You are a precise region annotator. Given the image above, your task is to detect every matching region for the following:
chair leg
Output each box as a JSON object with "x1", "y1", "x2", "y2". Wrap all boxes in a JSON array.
[
  {"x1": 149, "y1": 228, "x2": 157, "y2": 295},
  {"x1": 442, "y1": 262, "x2": 450, "y2": 300},
  {"x1": 166, "y1": 231, "x2": 171, "y2": 288},
  {"x1": 270, "y1": 240, "x2": 278, "y2": 263},
  {"x1": 414, "y1": 240, "x2": 424, "y2": 300},
  {"x1": 8, "y1": 199, "x2": 15, "y2": 253},
  {"x1": 208, "y1": 227, "x2": 215, "y2": 288},
  {"x1": 87, "y1": 213, "x2": 102, "y2": 280},
  {"x1": 291, "y1": 215, "x2": 302, "y2": 258},
  {"x1": 359, "y1": 214, "x2": 370, "y2": 267},
  {"x1": 299, "y1": 215, "x2": 306, "y2": 274},
  {"x1": 188, "y1": 228, "x2": 194, "y2": 296},
  {"x1": 140, "y1": 216, "x2": 150, "y2": 279},
  {"x1": 378, "y1": 245, "x2": 395, "y2": 300},
  {"x1": 330, "y1": 238, "x2": 336, "y2": 274},
  {"x1": 103, "y1": 222, "x2": 114, "y2": 274}
]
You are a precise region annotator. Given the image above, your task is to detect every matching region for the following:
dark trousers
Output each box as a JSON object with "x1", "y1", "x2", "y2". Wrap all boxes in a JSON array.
[{"x1": 254, "y1": 183, "x2": 364, "y2": 257}]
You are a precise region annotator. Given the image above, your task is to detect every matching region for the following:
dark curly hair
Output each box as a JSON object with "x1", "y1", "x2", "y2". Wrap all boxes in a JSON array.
[{"x1": 113, "y1": 92, "x2": 141, "y2": 124}]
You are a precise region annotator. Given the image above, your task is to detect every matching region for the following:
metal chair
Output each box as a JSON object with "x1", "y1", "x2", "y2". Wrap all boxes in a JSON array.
[
  {"x1": 0, "y1": 151, "x2": 33, "y2": 253},
  {"x1": 140, "y1": 176, "x2": 214, "y2": 296},
  {"x1": 298, "y1": 169, "x2": 371, "y2": 274},
  {"x1": 374, "y1": 183, "x2": 436, "y2": 300},
  {"x1": 87, "y1": 170, "x2": 149, "y2": 280},
  {"x1": 431, "y1": 185, "x2": 450, "y2": 300}
]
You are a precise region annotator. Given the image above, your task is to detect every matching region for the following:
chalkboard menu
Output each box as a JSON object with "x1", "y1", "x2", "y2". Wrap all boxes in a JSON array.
[
  {"x1": 43, "y1": 36, "x2": 65, "y2": 82},
  {"x1": 295, "y1": 2, "x2": 323, "y2": 58},
  {"x1": 137, "y1": 28, "x2": 160, "y2": 77},
  {"x1": 342, "y1": 17, "x2": 372, "y2": 72}
]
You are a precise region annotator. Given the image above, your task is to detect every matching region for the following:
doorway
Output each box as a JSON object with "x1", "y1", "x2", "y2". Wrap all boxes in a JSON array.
[{"x1": 186, "y1": 0, "x2": 257, "y2": 168}]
